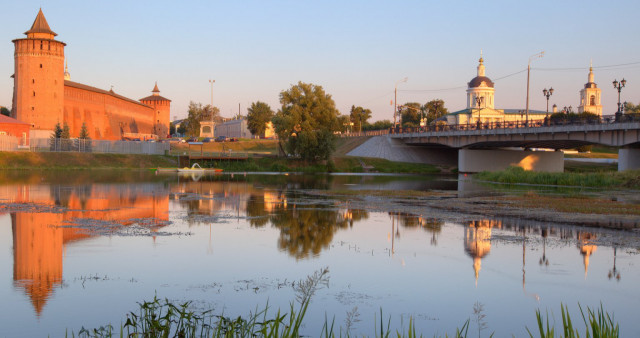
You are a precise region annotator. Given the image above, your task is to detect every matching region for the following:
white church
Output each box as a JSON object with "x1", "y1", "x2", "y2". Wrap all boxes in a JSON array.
[{"x1": 443, "y1": 56, "x2": 602, "y2": 126}]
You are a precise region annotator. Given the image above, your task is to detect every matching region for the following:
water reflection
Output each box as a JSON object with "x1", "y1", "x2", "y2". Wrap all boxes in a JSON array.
[
  {"x1": 6, "y1": 183, "x2": 168, "y2": 315},
  {"x1": 2, "y1": 173, "x2": 638, "y2": 336}
]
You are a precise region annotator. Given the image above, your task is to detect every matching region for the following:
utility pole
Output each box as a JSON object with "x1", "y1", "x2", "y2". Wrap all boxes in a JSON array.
[
  {"x1": 209, "y1": 79, "x2": 215, "y2": 137},
  {"x1": 526, "y1": 51, "x2": 544, "y2": 125}
]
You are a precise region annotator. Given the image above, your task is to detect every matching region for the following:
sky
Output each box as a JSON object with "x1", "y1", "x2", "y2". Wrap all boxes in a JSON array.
[{"x1": 2, "y1": 0, "x2": 640, "y2": 122}]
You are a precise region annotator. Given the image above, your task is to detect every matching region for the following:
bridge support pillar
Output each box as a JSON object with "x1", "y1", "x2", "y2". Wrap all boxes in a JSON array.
[
  {"x1": 618, "y1": 148, "x2": 640, "y2": 171},
  {"x1": 458, "y1": 149, "x2": 564, "y2": 173}
]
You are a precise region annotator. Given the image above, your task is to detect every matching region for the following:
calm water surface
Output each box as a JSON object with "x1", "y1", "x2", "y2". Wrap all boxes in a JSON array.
[{"x1": 0, "y1": 171, "x2": 638, "y2": 337}]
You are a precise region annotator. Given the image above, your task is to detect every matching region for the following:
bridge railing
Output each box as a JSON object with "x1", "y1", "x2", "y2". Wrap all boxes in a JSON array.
[
  {"x1": 339, "y1": 129, "x2": 390, "y2": 138},
  {"x1": 389, "y1": 114, "x2": 640, "y2": 134}
]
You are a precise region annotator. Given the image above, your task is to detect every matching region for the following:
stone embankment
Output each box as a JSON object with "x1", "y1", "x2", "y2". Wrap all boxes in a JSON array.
[{"x1": 346, "y1": 135, "x2": 456, "y2": 165}]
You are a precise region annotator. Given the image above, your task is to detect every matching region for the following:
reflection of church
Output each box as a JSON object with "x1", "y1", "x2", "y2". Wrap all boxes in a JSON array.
[
  {"x1": 7, "y1": 183, "x2": 168, "y2": 315},
  {"x1": 577, "y1": 232, "x2": 597, "y2": 278},
  {"x1": 463, "y1": 220, "x2": 502, "y2": 284}
]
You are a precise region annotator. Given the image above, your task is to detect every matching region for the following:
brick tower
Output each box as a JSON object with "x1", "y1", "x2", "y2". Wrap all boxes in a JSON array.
[
  {"x1": 12, "y1": 9, "x2": 66, "y2": 137},
  {"x1": 140, "y1": 82, "x2": 171, "y2": 138}
]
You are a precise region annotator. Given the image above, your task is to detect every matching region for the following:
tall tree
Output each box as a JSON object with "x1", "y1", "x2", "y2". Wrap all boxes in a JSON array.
[
  {"x1": 349, "y1": 105, "x2": 372, "y2": 132},
  {"x1": 363, "y1": 119, "x2": 393, "y2": 131},
  {"x1": 422, "y1": 99, "x2": 449, "y2": 125},
  {"x1": 399, "y1": 102, "x2": 422, "y2": 128},
  {"x1": 183, "y1": 102, "x2": 219, "y2": 137},
  {"x1": 624, "y1": 102, "x2": 640, "y2": 115},
  {"x1": 272, "y1": 82, "x2": 341, "y2": 162},
  {"x1": 169, "y1": 122, "x2": 176, "y2": 136},
  {"x1": 247, "y1": 101, "x2": 274, "y2": 137},
  {"x1": 79, "y1": 122, "x2": 90, "y2": 139}
]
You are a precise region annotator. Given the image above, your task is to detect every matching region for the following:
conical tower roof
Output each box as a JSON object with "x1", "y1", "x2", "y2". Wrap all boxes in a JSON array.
[
  {"x1": 25, "y1": 9, "x2": 57, "y2": 37},
  {"x1": 152, "y1": 82, "x2": 160, "y2": 93}
]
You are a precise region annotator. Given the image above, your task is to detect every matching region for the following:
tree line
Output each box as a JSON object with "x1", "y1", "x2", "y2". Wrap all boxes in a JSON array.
[{"x1": 177, "y1": 82, "x2": 449, "y2": 163}]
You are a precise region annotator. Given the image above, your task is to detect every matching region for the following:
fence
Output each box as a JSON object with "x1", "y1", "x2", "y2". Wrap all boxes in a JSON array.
[{"x1": 31, "y1": 138, "x2": 170, "y2": 155}]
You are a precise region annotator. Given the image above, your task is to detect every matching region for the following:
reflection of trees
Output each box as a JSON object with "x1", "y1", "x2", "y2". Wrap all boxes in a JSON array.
[
  {"x1": 246, "y1": 194, "x2": 270, "y2": 227},
  {"x1": 389, "y1": 211, "x2": 443, "y2": 245},
  {"x1": 50, "y1": 185, "x2": 73, "y2": 208},
  {"x1": 269, "y1": 204, "x2": 350, "y2": 259}
]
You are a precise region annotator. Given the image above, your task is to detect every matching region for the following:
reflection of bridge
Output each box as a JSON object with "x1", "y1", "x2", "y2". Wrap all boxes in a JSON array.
[{"x1": 349, "y1": 119, "x2": 640, "y2": 172}]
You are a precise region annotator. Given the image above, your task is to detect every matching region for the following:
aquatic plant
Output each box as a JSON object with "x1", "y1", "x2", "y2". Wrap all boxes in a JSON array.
[{"x1": 527, "y1": 303, "x2": 619, "y2": 338}]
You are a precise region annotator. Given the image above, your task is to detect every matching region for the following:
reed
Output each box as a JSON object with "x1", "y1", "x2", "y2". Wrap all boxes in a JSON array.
[{"x1": 476, "y1": 166, "x2": 640, "y2": 188}]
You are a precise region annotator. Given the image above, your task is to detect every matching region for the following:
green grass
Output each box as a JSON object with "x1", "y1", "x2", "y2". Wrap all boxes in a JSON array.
[
  {"x1": 475, "y1": 166, "x2": 640, "y2": 188},
  {"x1": 0, "y1": 152, "x2": 177, "y2": 169}
]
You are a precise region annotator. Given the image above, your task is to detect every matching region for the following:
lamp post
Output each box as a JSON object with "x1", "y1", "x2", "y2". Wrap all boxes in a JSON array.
[
  {"x1": 208, "y1": 79, "x2": 215, "y2": 137},
  {"x1": 542, "y1": 87, "x2": 553, "y2": 114},
  {"x1": 613, "y1": 78, "x2": 626, "y2": 122},
  {"x1": 475, "y1": 96, "x2": 484, "y2": 128},
  {"x1": 526, "y1": 51, "x2": 545, "y2": 126},
  {"x1": 394, "y1": 77, "x2": 408, "y2": 128}
]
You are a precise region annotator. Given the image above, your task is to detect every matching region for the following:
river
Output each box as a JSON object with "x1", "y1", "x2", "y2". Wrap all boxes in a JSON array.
[{"x1": 0, "y1": 170, "x2": 638, "y2": 336}]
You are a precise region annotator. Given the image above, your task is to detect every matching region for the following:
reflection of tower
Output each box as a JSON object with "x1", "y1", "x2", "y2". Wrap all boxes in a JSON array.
[
  {"x1": 463, "y1": 220, "x2": 496, "y2": 285},
  {"x1": 577, "y1": 232, "x2": 597, "y2": 278},
  {"x1": 539, "y1": 227, "x2": 549, "y2": 267},
  {"x1": 12, "y1": 213, "x2": 64, "y2": 316},
  {"x1": 608, "y1": 247, "x2": 621, "y2": 281},
  {"x1": 8, "y1": 183, "x2": 170, "y2": 315}
]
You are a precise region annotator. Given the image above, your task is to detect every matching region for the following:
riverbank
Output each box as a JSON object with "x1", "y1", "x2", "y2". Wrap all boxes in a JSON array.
[{"x1": 0, "y1": 152, "x2": 178, "y2": 169}]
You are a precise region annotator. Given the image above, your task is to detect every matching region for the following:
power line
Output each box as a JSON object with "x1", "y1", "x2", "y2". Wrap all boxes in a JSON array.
[{"x1": 399, "y1": 68, "x2": 527, "y2": 93}]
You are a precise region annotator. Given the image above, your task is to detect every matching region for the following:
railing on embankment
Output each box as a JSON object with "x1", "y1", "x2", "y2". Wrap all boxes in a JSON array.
[{"x1": 30, "y1": 138, "x2": 170, "y2": 155}]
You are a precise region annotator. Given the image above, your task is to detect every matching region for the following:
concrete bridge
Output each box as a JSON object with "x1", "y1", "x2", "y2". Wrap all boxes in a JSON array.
[{"x1": 347, "y1": 119, "x2": 640, "y2": 172}]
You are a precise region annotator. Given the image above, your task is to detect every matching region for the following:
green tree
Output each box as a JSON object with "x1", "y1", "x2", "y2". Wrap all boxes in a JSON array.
[
  {"x1": 77, "y1": 122, "x2": 91, "y2": 152},
  {"x1": 349, "y1": 105, "x2": 372, "y2": 132},
  {"x1": 169, "y1": 122, "x2": 176, "y2": 136},
  {"x1": 272, "y1": 82, "x2": 341, "y2": 162},
  {"x1": 177, "y1": 122, "x2": 187, "y2": 136},
  {"x1": 184, "y1": 101, "x2": 220, "y2": 137},
  {"x1": 79, "y1": 122, "x2": 90, "y2": 139},
  {"x1": 399, "y1": 102, "x2": 422, "y2": 128},
  {"x1": 624, "y1": 102, "x2": 640, "y2": 116},
  {"x1": 363, "y1": 119, "x2": 393, "y2": 131},
  {"x1": 0, "y1": 107, "x2": 10, "y2": 117},
  {"x1": 422, "y1": 99, "x2": 449, "y2": 125},
  {"x1": 247, "y1": 101, "x2": 274, "y2": 137},
  {"x1": 337, "y1": 115, "x2": 351, "y2": 133}
]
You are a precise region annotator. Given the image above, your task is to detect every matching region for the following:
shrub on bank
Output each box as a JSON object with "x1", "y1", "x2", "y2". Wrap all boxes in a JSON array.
[{"x1": 475, "y1": 166, "x2": 640, "y2": 188}]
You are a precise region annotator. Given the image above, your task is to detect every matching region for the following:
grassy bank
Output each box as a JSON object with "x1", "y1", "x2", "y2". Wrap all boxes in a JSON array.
[
  {"x1": 211, "y1": 156, "x2": 440, "y2": 174},
  {"x1": 0, "y1": 152, "x2": 177, "y2": 169},
  {"x1": 475, "y1": 166, "x2": 640, "y2": 188}
]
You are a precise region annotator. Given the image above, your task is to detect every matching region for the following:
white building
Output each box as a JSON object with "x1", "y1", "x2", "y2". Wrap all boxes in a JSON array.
[
  {"x1": 578, "y1": 64, "x2": 603, "y2": 116},
  {"x1": 444, "y1": 56, "x2": 548, "y2": 126},
  {"x1": 214, "y1": 118, "x2": 251, "y2": 139}
]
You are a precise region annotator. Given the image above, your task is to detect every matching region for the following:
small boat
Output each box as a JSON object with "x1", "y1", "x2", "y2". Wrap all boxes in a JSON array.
[{"x1": 177, "y1": 163, "x2": 223, "y2": 173}]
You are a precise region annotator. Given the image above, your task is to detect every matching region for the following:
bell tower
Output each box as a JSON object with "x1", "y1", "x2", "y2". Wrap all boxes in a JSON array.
[
  {"x1": 12, "y1": 9, "x2": 66, "y2": 135},
  {"x1": 578, "y1": 63, "x2": 602, "y2": 116}
]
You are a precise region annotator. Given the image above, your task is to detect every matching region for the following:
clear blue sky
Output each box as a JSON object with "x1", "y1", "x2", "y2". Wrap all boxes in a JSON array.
[{"x1": 2, "y1": 0, "x2": 640, "y2": 121}]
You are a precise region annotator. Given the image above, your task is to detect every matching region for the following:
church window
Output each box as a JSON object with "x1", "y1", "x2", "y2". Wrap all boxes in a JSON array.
[
  {"x1": 590, "y1": 95, "x2": 595, "y2": 106},
  {"x1": 33, "y1": 91, "x2": 35, "y2": 97},
  {"x1": 40, "y1": 64, "x2": 42, "y2": 68}
]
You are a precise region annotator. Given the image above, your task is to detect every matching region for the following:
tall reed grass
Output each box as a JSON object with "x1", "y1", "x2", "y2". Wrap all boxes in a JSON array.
[
  {"x1": 67, "y1": 268, "x2": 619, "y2": 337},
  {"x1": 476, "y1": 166, "x2": 640, "y2": 188}
]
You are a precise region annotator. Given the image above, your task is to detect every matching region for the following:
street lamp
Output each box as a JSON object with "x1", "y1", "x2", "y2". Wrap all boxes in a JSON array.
[
  {"x1": 475, "y1": 96, "x2": 484, "y2": 128},
  {"x1": 209, "y1": 79, "x2": 215, "y2": 137},
  {"x1": 394, "y1": 77, "x2": 408, "y2": 128},
  {"x1": 613, "y1": 78, "x2": 626, "y2": 122},
  {"x1": 542, "y1": 87, "x2": 554, "y2": 114},
  {"x1": 526, "y1": 51, "x2": 545, "y2": 125}
]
